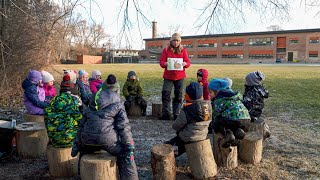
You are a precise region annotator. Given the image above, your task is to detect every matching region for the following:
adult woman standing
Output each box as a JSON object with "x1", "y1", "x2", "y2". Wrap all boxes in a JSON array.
[{"x1": 159, "y1": 33, "x2": 191, "y2": 120}]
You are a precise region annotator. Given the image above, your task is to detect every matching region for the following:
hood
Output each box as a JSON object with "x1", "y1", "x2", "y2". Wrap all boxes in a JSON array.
[
  {"x1": 50, "y1": 93, "x2": 76, "y2": 112},
  {"x1": 197, "y1": 69, "x2": 209, "y2": 82},
  {"x1": 90, "y1": 89, "x2": 121, "y2": 111},
  {"x1": 22, "y1": 78, "x2": 35, "y2": 90},
  {"x1": 216, "y1": 90, "x2": 242, "y2": 101}
]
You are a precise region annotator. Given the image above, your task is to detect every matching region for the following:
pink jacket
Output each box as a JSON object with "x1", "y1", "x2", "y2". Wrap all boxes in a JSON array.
[
  {"x1": 89, "y1": 79, "x2": 103, "y2": 93},
  {"x1": 43, "y1": 84, "x2": 57, "y2": 100}
]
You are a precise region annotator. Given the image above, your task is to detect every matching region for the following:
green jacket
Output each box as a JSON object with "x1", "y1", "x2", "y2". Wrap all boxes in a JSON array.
[
  {"x1": 122, "y1": 79, "x2": 143, "y2": 98},
  {"x1": 212, "y1": 90, "x2": 250, "y2": 121}
]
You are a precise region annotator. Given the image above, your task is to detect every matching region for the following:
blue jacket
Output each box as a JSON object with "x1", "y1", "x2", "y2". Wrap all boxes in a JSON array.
[{"x1": 77, "y1": 80, "x2": 92, "y2": 105}]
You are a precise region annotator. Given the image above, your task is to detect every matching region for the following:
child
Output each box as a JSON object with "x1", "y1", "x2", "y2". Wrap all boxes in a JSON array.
[
  {"x1": 71, "y1": 74, "x2": 138, "y2": 180},
  {"x1": 41, "y1": 71, "x2": 56, "y2": 101},
  {"x1": 22, "y1": 70, "x2": 49, "y2": 115},
  {"x1": 89, "y1": 70, "x2": 103, "y2": 94},
  {"x1": 123, "y1": 71, "x2": 147, "y2": 116},
  {"x1": 208, "y1": 78, "x2": 251, "y2": 148},
  {"x1": 44, "y1": 79, "x2": 82, "y2": 148},
  {"x1": 77, "y1": 70, "x2": 92, "y2": 106},
  {"x1": 197, "y1": 69, "x2": 210, "y2": 100},
  {"x1": 242, "y1": 71, "x2": 270, "y2": 139},
  {"x1": 63, "y1": 70, "x2": 80, "y2": 96},
  {"x1": 165, "y1": 82, "x2": 212, "y2": 157}
]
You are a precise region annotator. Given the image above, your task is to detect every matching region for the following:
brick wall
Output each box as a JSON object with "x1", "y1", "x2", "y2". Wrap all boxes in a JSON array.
[{"x1": 77, "y1": 55, "x2": 102, "y2": 64}]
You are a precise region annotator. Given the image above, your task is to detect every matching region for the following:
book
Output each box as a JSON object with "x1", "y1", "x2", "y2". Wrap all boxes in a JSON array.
[{"x1": 167, "y1": 58, "x2": 183, "y2": 71}]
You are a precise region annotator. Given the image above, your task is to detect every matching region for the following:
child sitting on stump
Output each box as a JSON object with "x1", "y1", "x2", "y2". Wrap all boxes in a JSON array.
[
  {"x1": 208, "y1": 78, "x2": 251, "y2": 148},
  {"x1": 242, "y1": 71, "x2": 271, "y2": 139},
  {"x1": 165, "y1": 82, "x2": 212, "y2": 157},
  {"x1": 123, "y1": 71, "x2": 147, "y2": 116},
  {"x1": 71, "y1": 74, "x2": 138, "y2": 180}
]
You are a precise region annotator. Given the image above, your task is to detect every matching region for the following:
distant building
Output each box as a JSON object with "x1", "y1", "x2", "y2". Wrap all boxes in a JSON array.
[
  {"x1": 143, "y1": 28, "x2": 320, "y2": 63},
  {"x1": 103, "y1": 49, "x2": 140, "y2": 63}
]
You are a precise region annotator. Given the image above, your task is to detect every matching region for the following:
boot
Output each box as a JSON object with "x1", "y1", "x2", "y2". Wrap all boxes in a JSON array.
[
  {"x1": 263, "y1": 124, "x2": 271, "y2": 140},
  {"x1": 234, "y1": 128, "x2": 246, "y2": 140},
  {"x1": 222, "y1": 130, "x2": 236, "y2": 148},
  {"x1": 161, "y1": 113, "x2": 171, "y2": 120}
]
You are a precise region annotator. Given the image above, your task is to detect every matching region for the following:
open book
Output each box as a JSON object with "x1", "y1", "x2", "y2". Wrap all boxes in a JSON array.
[{"x1": 167, "y1": 58, "x2": 183, "y2": 71}]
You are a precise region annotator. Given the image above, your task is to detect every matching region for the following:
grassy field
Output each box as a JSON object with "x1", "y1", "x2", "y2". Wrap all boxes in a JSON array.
[{"x1": 49, "y1": 64, "x2": 320, "y2": 125}]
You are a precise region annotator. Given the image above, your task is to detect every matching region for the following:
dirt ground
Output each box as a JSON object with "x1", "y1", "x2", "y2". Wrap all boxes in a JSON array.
[{"x1": 0, "y1": 98, "x2": 319, "y2": 180}]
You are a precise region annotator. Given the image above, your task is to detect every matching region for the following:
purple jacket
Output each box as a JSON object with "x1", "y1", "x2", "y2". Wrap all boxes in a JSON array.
[
  {"x1": 89, "y1": 78, "x2": 103, "y2": 94},
  {"x1": 22, "y1": 79, "x2": 49, "y2": 115}
]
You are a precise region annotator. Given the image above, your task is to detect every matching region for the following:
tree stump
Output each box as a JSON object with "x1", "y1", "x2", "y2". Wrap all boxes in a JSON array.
[
  {"x1": 15, "y1": 122, "x2": 48, "y2": 158},
  {"x1": 152, "y1": 103, "x2": 162, "y2": 118},
  {"x1": 185, "y1": 139, "x2": 217, "y2": 179},
  {"x1": 80, "y1": 152, "x2": 117, "y2": 180},
  {"x1": 212, "y1": 132, "x2": 238, "y2": 169},
  {"x1": 47, "y1": 145, "x2": 78, "y2": 177},
  {"x1": 23, "y1": 113, "x2": 44, "y2": 123},
  {"x1": 151, "y1": 144, "x2": 176, "y2": 180},
  {"x1": 239, "y1": 132, "x2": 263, "y2": 164},
  {"x1": 127, "y1": 101, "x2": 142, "y2": 117}
]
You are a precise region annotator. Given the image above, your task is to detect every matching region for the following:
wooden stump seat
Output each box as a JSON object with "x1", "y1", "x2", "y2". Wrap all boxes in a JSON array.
[
  {"x1": 15, "y1": 122, "x2": 48, "y2": 158},
  {"x1": 152, "y1": 103, "x2": 162, "y2": 118},
  {"x1": 185, "y1": 139, "x2": 217, "y2": 179},
  {"x1": 23, "y1": 113, "x2": 44, "y2": 123},
  {"x1": 239, "y1": 132, "x2": 263, "y2": 164},
  {"x1": 212, "y1": 132, "x2": 238, "y2": 169},
  {"x1": 80, "y1": 152, "x2": 117, "y2": 180},
  {"x1": 47, "y1": 146, "x2": 78, "y2": 177},
  {"x1": 151, "y1": 144, "x2": 176, "y2": 180},
  {"x1": 127, "y1": 101, "x2": 142, "y2": 117}
]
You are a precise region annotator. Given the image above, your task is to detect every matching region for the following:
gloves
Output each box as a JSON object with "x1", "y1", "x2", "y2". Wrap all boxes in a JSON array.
[
  {"x1": 124, "y1": 140, "x2": 135, "y2": 164},
  {"x1": 71, "y1": 141, "x2": 81, "y2": 157}
]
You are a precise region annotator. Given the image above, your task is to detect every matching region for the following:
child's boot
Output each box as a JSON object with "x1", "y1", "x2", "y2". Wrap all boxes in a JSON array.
[
  {"x1": 234, "y1": 128, "x2": 246, "y2": 140},
  {"x1": 222, "y1": 130, "x2": 236, "y2": 148}
]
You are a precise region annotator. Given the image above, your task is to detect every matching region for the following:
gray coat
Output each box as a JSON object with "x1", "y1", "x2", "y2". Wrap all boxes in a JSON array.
[
  {"x1": 172, "y1": 100, "x2": 212, "y2": 142},
  {"x1": 78, "y1": 87, "x2": 133, "y2": 147}
]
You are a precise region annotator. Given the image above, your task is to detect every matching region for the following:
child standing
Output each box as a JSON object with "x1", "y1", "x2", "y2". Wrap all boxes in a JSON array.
[
  {"x1": 77, "y1": 70, "x2": 92, "y2": 106},
  {"x1": 72, "y1": 74, "x2": 138, "y2": 180},
  {"x1": 123, "y1": 71, "x2": 147, "y2": 116},
  {"x1": 208, "y1": 78, "x2": 251, "y2": 148},
  {"x1": 242, "y1": 71, "x2": 270, "y2": 138},
  {"x1": 89, "y1": 70, "x2": 103, "y2": 94},
  {"x1": 22, "y1": 70, "x2": 49, "y2": 115},
  {"x1": 197, "y1": 69, "x2": 210, "y2": 100},
  {"x1": 165, "y1": 82, "x2": 212, "y2": 157},
  {"x1": 41, "y1": 71, "x2": 56, "y2": 101}
]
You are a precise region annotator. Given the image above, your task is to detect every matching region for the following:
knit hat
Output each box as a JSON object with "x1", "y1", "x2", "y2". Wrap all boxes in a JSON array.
[
  {"x1": 185, "y1": 82, "x2": 203, "y2": 100},
  {"x1": 208, "y1": 78, "x2": 229, "y2": 91},
  {"x1": 78, "y1": 70, "x2": 88, "y2": 78},
  {"x1": 127, "y1": 71, "x2": 136, "y2": 79},
  {"x1": 41, "y1": 71, "x2": 54, "y2": 83},
  {"x1": 245, "y1": 71, "x2": 265, "y2": 86},
  {"x1": 63, "y1": 70, "x2": 77, "y2": 84},
  {"x1": 60, "y1": 74, "x2": 74, "y2": 93},
  {"x1": 92, "y1": 70, "x2": 102, "y2": 79},
  {"x1": 27, "y1": 70, "x2": 42, "y2": 83},
  {"x1": 170, "y1": 33, "x2": 181, "y2": 42},
  {"x1": 223, "y1": 77, "x2": 233, "y2": 88},
  {"x1": 101, "y1": 74, "x2": 120, "y2": 95}
]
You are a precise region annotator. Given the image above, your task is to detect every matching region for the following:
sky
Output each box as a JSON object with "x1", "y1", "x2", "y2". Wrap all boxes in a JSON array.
[{"x1": 78, "y1": 0, "x2": 320, "y2": 50}]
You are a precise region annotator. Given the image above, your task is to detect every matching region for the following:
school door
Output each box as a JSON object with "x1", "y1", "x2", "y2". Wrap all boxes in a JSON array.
[{"x1": 287, "y1": 52, "x2": 293, "y2": 62}]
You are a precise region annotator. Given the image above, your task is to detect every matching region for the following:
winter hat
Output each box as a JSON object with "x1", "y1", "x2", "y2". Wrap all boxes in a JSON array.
[
  {"x1": 41, "y1": 71, "x2": 54, "y2": 83},
  {"x1": 106, "y1": 74, "x2": 117, "y2": 85},
  {"x1": 170, "y1": 33, "x2": 181, "y2": 42},
  {"x1": 245, "y1": 71, "x2": 265, "y2": 86},
  {"x1": 27, "y1": 70, "x2": 42, "y2": 83},
  {"x1": 208, "y1": 78, "x2": 229, "y2": 91},
  {"x1": 101, "y1": 74, "x2": 120, "y2": 95},
  {"x1": 127, "y1": 71, "x2": 136, "y2": 79},
  {"x1": 185, "y1": 82, "x2": 203, "y2": 100},
  {"x1": 92, "y1": 70, "x2": 102, "y2": 79},
  {"x1": 60, "y1": 74, "x2": 74, "y2": 93},
  {"x1": 63, "y1": 70, "x2": 77, "y2": 84},
  {"x1": 223, "y1": 77, "x2": 233, "y2": 88},
  {"x1": 78, "y1": 70, "x2": 89, "y2": 78}
]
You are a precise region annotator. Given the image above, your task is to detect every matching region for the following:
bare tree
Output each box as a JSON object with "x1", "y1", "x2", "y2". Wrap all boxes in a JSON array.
[{"x1": 267, "y1": 25, "x2": 283, "y2": 31}]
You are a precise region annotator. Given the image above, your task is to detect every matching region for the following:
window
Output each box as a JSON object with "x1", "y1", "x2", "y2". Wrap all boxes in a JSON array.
[
  {"x1": 222, "y1": 42, "x2": 244, "y2": 47},
  {"x1": 183, "y1": 44, "x2": 193, "y2": 48},
  {"x1": 198, "y1": 43, "x2": 217, "y2": 47},
  {"x1": 309, "y1": 38, "x2": 319, "y2": 44},
  {"x1": 222, "y1": 54, "x2": 243, "y2": 58},
  {"x1": 188, "y1": 54, "x2": 194, "y2": 58},
  {"x1": 289, "y1": 40, "x2": 298, "y2": 44},
  {"x1": 249, "y1": 37, "x2": 274, "y2": 46},
  {"x1": 198, "y1": 54, "x2": 217, "y2": 58},
  {"x1": 149, "y1": 45, "x2": 162, "y2": 49},
  {"x1": 249, "y1": 54, "x2": 273, "y2": 59},
  {"x1": 309, "y1": 51, "x2": 318, "y2": 58},
  {"x1": 150, "y1": 56, "x2": 157, "y2": 59}
]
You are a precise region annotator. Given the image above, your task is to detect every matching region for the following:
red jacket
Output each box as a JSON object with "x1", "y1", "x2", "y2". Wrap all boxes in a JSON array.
[
  {"x1": 160, "y1": 46, "x2": 190, "y2": 80},
  {"x1": 197, "y1": 69, "x2": 210, "y2": 100}
]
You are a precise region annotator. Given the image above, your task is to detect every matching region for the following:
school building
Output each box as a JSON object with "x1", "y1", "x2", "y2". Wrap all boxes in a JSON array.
[{"x1": 143, "y1": 27, "x2": 320, "y2": 64}]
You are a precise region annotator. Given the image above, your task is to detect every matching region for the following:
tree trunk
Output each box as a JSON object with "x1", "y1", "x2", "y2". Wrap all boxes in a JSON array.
[
  {"x1": 151, "y1": 144, "x2": 176, "y2": 180},
  {"x1": 127, "y1": 101, "x2": 142, "y2": 117},
  {"x1": 239, "y1": 132, "x2": 263, "y2": 164},
  {"x1": 47, "y1": 145, "x2": 78, "y2": 177},
  {"x1": 212, "y1": 132, "x2": 238, "y2": 168},
  {"x1": 23, "y1": 113, "x2": 44, "y2": 123},
  {"x1": 16, "y1": 122, "x2": 48, "y2": 158},
  {"x1": 80, "y1": 152, "x2": 117, "y2": 180},
  {"x1": 185, "y1": 139, "x2": 217, "y2": 179},
  {"x1": 152, "y1": 103, "x2": 162, "y2": 118}
]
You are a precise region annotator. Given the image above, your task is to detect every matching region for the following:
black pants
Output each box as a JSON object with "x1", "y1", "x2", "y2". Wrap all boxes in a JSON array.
[
  {"x1": 212, "y1": 118, "x2": 250, "y2": 139},
  {"x1": 165, "y1": 135, "x2": 186, "y2": 157},
  {"x1": 161, "y1": 78, "x2": 184, "y2": 118}
]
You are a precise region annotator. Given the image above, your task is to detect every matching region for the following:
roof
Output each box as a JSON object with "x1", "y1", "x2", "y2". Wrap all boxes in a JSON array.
[{"x1": 143, "y1": 28, "x2": 320, "y2": 41}]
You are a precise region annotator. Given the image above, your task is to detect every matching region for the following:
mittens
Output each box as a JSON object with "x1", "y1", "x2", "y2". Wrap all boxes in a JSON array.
[{"x1": 71, "y1": 141, "x2": 81, "y2": 157}]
